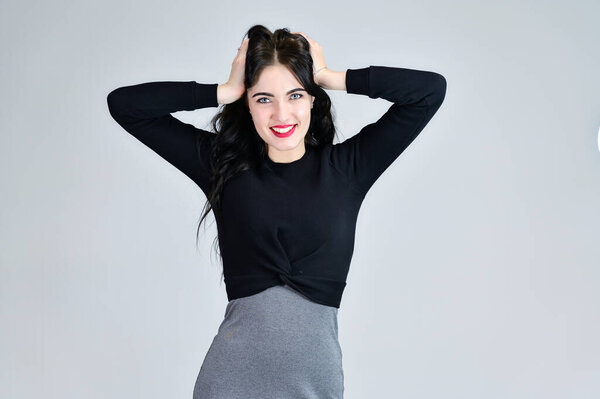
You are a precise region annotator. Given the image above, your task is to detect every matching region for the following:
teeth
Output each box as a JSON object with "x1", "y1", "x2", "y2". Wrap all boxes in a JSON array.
[{"x1": 271, "y1": 125, "x2": 295, "y2": 133}]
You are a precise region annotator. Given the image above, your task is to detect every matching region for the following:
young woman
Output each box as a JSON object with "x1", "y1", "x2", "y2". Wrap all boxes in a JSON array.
[{"x1": 107, "y1": 24, "x2": 446, "y2": 399}]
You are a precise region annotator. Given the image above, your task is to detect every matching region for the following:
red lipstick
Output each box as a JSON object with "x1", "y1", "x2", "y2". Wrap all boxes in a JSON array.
[{"x1": 270, "y1": 124, "x2": 297, "y2": 138}]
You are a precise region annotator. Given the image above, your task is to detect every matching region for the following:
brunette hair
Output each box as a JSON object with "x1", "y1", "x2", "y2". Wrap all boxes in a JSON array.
[{"x1": 197, "y1": 24, "x2": 338, "y2": 281}]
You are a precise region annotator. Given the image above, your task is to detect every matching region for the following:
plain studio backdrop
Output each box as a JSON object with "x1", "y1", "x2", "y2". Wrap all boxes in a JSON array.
[{"x1": 1, "y1": 0, "x2": 599, "y2": 398}]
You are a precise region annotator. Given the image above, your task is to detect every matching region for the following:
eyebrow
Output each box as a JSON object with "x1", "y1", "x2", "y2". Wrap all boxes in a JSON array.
[{"x1": 251, "y1": 88, "x2": 306, "y2": 98}]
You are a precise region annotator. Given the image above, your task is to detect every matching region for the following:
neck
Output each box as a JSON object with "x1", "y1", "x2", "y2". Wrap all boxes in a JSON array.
[{"x1": 267, "y1": 143, "x2": 306, "y2": 163}]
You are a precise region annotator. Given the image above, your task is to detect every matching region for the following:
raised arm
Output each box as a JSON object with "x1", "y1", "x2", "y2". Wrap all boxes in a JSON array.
[
  {"x1": 106, "y1": 81, "x2": 219, "y2": 195},
  {"x1": 328, "y1": 65, "x2": 447, "y2": 195}
]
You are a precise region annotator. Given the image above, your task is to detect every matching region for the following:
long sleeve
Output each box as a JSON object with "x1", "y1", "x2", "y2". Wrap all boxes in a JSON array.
[
  {"x1": 329, "y1": 66, "x2": 447, "y2": 195},
  {"x1": 106, "y1": 81, "x2": 219, "y2": 195}
]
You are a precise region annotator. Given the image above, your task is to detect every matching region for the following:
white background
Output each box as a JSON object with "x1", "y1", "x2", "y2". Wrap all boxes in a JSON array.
[{"x1": 1, "y1": 0, "x2": 599, "y2": 397}]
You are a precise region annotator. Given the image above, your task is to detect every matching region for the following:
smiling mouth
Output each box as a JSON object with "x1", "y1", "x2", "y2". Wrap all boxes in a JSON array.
[{"x1": 270, "y1": 124, "x2": 297, "y2": 137}]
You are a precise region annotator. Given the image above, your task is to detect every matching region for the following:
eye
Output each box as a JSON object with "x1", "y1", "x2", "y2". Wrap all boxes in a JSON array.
[{"x1": 256, "y1": 93, "x2": 304, "y2": 104}]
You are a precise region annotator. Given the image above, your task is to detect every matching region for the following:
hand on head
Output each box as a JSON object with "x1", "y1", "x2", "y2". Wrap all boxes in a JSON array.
[
  {"x1": 291, "y1": 31, "x2": 328, "y2": 78},
  {"x1": 222, "y1": 31, "x2": 328, "y2": 105},
  {"x1": 224, "y1": 38, "x2": 249, "y2": 100}
]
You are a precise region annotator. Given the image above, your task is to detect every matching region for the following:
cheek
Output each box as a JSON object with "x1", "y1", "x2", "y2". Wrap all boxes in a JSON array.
[
  {"x1": 254, "y1": 116, "x2": 271, "y2": 132},
  {"x1": 251, "y1": 108, "x2": 268, "y2": 123},
  {"x1": 251, "y1": 114, "x2": 271, "y2": 141},
  {"x1": 300, "y1": 107, "x2": 312, "y2": 123}
]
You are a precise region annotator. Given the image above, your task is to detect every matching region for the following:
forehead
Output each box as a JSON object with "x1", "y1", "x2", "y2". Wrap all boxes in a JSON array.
[{"x1": 250, "y1": 65, "x2": 303, "y2": 93}]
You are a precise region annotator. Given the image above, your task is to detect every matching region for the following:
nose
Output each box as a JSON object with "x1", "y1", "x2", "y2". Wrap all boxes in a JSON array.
[{"x1": 272, "y1": 100, "x2": 293, "y2": 124}]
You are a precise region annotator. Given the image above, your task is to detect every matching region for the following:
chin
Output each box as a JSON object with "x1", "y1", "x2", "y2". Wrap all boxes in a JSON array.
[
  {"x1": 265, "y1": 132, "x2": 306, "y2": 148},
  {"x1": 270, "y1": 141, "x2": 301, "y2": 151}
]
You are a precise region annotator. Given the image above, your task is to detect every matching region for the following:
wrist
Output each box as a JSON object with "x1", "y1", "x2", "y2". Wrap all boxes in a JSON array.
[
  {"x1": 217, "y1": 83, "x2": 244, "y2": 105},
  {"x1": 314, "y1": 67, "x2": 328, "y2": 85},
  {"x1": 315, "y1": 69, "x2": 345, "y2": 91},
  {"x1": 314, "y1": 66, "x2": 327, "y2": 76}
]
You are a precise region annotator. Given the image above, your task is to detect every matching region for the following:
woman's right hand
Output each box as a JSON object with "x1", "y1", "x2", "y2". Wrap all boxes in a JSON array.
[{"x1": 217, "y1": 38, "x2": 249, "y2": 105}]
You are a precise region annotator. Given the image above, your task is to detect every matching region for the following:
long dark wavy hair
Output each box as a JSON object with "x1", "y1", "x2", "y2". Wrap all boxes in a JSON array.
[{"x1": 196, "y1": 25, "x2": 339, "y2": 282}]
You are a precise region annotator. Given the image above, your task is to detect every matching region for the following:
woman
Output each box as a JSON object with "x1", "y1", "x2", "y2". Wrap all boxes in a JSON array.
[{"x1": 107, "y1": 24, "x2": 446, "y2": 399}]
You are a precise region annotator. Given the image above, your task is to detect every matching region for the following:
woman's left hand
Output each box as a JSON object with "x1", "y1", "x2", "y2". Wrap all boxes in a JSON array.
[{"x1": 292, "y1": 31, "x2": 328, "y2": 85}]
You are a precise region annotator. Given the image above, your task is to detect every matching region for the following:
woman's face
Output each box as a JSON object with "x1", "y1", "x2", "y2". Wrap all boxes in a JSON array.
[{"x1": 247, "y1": 64, "x2": 315, "y2": 163}]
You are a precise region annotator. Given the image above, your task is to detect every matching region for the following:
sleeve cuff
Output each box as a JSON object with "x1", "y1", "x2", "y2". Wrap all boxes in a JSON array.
[
  {"x1": 193, "y1": 82, "x2": 220, "y2": 109},
  {"x1": 345, "y1": 67, "x2": 370, "y2": 96}
]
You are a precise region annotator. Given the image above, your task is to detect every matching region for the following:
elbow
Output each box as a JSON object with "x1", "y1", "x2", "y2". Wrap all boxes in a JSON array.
[
  {"x1": 106, "y1": 91, "x2": 119, "y2": 122},
  {"x1": 106, "y1": 88, "x2": 121, "y2": 113},
  {"x1": 430, "y1": 73, "x2": 447, "y2": 108},
  {"x1": 438, "y1": 73, "x2": 447, "y2": 98},
  {"x1": 106, "y1": 87, "x2": 128, "y2": 121}
]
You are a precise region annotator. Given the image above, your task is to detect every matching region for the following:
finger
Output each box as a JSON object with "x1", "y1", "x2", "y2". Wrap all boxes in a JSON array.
[{"x1": 236, "y1": 39, "x2": 249, "y2": 53}]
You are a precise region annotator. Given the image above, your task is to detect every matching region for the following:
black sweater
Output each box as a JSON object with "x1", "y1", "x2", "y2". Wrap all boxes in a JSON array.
[{"x1": 106, "y1": 66, "x2": 446, "y2": 308}]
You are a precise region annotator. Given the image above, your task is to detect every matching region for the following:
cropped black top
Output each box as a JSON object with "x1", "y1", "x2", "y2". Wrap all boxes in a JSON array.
[{"x1": 107, "y1": 65, "x2": 446, "y2": 308}]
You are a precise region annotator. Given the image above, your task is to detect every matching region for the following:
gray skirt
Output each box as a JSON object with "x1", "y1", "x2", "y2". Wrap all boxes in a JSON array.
[{"x1": 193, "y1": 284, "x2": 344, "y2": 398}]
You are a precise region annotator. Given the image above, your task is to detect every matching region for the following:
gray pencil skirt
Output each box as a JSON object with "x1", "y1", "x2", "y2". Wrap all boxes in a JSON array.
[{"x1": 193, "y1": 283, "x2": 344, "y2": 398}]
